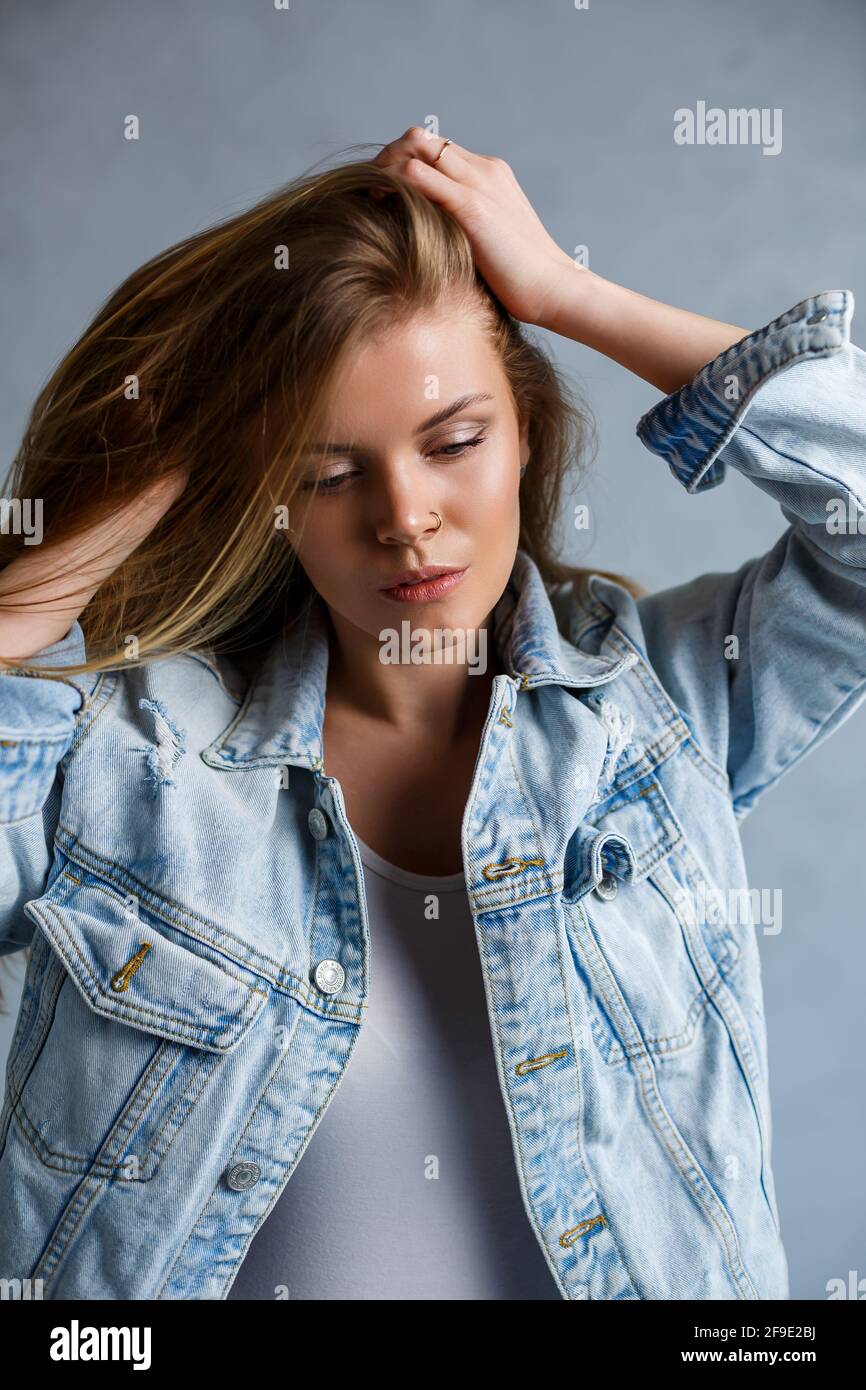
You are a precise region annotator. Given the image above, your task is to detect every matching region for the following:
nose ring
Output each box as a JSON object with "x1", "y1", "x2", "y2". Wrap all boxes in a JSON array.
[{"x1": 430, "y1": 511, "x2": 442, "y2": 531}]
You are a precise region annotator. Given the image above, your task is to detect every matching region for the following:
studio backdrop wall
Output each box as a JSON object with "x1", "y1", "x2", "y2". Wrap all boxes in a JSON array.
[{"x1": 1, "y1": 0, "x2": 863, "y2": 1302}]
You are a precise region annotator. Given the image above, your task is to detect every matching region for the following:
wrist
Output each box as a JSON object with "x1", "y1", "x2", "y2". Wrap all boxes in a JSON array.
[{"x1": 536, "y1": 264, "x2": 611, "y2": 342}]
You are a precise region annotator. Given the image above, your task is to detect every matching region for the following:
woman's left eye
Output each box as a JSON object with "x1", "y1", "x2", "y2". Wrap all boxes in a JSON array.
[{"x1": 435, "y1": 431, "x2": 487, "y2": 457}]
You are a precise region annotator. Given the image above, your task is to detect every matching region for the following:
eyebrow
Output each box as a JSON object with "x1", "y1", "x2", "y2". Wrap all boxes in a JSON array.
[{"x1": 304, "y1": 392, "x2": 495, "y2": 454}]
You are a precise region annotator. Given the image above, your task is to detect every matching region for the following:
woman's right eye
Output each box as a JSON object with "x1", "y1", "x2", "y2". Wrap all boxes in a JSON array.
[{"x1": 301, "y1": 472, "x2": 354, "y2": 493}]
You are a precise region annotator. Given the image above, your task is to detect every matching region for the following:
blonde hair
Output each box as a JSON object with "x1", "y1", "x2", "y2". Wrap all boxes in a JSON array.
[
  {"x1": 0, "y1": 146, "x2": 643, "y2": 679},
  {"x1": 0, "y1": 149, "x2": 648, "y2": 1010}
]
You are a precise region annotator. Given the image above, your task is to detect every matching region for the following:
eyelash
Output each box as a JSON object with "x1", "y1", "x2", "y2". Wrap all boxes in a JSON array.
[{"x1": 302, "y1": 431, "x2": 488, "y2": 493}]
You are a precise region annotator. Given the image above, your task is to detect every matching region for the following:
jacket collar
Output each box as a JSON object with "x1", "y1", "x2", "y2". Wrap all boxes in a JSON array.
[{"x1": 201, "y1": 549, "x2": 637, "y2": 771}]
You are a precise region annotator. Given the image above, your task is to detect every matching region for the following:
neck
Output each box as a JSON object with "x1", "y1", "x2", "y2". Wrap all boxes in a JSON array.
[{"x1": 324, "y1": 608, "x2": 505, "y2": 745}]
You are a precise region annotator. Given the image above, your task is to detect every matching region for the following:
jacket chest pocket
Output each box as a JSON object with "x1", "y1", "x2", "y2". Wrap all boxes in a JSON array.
[
  {"x1": 562, "y1": 777, "x2": 741, "y2": 1068},
  {"x1": 5, "y1": 862, "x2": 269, "y2": 1182}
]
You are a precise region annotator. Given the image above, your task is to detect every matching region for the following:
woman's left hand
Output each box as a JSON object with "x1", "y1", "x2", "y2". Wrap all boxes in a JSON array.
[{"x1": 372, "y1": 127, "x2": 579, "y2": 331}]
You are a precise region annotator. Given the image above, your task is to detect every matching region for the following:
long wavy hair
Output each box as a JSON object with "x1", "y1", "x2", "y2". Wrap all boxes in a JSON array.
[
  {"x1": 0, "y1": 148, "x2": 648, "y2": 1011},
  {"x1": 0, "y1": 147, "x2": 643, "y2": 682}
]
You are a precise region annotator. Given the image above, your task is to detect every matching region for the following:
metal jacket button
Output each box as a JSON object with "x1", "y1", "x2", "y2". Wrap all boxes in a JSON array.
[
  {"x1": 593, "y1": 873, "x2": 619, "y2": 901},
  {"x1": 807, "y1": 309, "x2": 829, "y2": 324},
  {"x1": 314, "y1": 958, "x2": 345, "y2": 994},
  {"x1": 226, "y1": 1161, "x2": 261, "y2": 1191},
  {"x1": 307, "y1": 807, "x2": 328, "y2": 840}
]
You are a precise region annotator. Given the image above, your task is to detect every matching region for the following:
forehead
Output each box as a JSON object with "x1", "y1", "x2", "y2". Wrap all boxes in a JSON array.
[{"x1": 320, "y1": 307, "x2": 507, "y2": 436}]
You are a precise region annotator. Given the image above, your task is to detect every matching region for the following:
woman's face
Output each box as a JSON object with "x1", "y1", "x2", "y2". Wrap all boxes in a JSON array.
[{"x1": 288, "y1": 306, "x2": 529, "y2": 652}]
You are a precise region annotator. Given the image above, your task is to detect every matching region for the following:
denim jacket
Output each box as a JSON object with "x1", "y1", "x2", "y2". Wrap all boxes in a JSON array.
[{"x1": 1, "y1": 290, "x2": 863, "y2": 1301}]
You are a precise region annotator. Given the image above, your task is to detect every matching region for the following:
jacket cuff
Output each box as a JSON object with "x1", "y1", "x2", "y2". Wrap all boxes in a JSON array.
[
  {"x1": 0, "y1": 621, "x2": 90, "y2": 731},
  {"x1": 635, "y1": 290, "x2": 854, "y2": 493}
]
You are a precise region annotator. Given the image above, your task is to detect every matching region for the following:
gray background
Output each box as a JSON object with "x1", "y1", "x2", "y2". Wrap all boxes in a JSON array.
[{"x1": 1, "y1": 0, "x2": 863, "y2": 1300}]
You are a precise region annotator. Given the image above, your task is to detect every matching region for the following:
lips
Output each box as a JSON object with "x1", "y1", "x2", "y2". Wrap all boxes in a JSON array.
[
  {"x1": 379, "y1": 565, "x2": 463, "y2": 589},
  {"x1": 378, "y1": 567, "x2": 468, "y2": 603}
]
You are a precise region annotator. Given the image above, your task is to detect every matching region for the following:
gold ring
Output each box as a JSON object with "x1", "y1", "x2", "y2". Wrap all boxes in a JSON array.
[{"x1": 431, "y1": 137, "x2": 452, "y2": 166}]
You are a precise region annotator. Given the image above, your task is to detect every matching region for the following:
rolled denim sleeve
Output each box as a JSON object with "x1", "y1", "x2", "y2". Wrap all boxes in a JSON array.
[
  {"x1": 633, "y1": 289, "x2": 866, "y2": 820},
  {"x1": 0, "y1": 621, "x2": 92, "y2": 825},
  {"x1": 0, "y1": 621, "x2": 95, "y2": 956}
]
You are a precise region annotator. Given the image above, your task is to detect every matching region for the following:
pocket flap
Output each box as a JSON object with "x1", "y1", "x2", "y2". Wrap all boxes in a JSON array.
[
  {"x1": 23, "y1": 867, "x2": 269, "y2": 1052},
  {"x1": 586, "y1": 777, "x2": 684, "y2": 881}
]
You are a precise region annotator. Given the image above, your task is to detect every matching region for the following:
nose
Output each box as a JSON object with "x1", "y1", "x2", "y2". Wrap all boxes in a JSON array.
[{"x1": 373, "y1": 465, "x2": 444, "y2": 548}]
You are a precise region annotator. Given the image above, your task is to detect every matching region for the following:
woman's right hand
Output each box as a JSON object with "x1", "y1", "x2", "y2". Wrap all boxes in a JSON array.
[{"x1": 0, "y1": 469, "x2": 188, "y2": 665}]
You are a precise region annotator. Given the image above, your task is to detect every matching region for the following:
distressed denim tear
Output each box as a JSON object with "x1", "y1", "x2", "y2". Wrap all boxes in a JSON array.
[
  {"x1": 135, "y1": 697, "x2": 187, "y2": 792},
  {"x1": 586, "y1": 693, "x2": 634, "y2": 788}
]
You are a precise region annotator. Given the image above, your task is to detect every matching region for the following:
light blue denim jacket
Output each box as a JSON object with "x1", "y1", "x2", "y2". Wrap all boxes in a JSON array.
[{"x1": 1, "y1": 290, "x2": 863, "y2": 1301}]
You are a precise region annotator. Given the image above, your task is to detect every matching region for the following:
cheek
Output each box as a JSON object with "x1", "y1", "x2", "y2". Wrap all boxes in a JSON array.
[
  {"x1": 463, "y1": 466, "x2": 521, "y2": 535},
  {"x1": 283, "y1": 507, "x2": 342, "y2": 589},
  {"x1": 291, "y1": 490, "x2": 345, "y2": 548},
  {"x1": 458, "y1": 445, "x2": 519, "y2": 506}
]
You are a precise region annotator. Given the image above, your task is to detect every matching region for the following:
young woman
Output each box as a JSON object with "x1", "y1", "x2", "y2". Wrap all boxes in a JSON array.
[{"x1": 0, "y1": 128, "x2": 862, "y2": 1301}]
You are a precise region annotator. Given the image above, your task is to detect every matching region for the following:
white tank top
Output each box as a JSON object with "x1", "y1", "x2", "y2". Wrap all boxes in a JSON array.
[{"x1": 226, "y1": 833, "x2": 561, "y2": 1300}]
